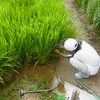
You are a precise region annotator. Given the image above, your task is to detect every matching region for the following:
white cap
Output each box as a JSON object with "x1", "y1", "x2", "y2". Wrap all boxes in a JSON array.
[{"x1": 64, "y1": 38, "x2": 78, "y2": 51}]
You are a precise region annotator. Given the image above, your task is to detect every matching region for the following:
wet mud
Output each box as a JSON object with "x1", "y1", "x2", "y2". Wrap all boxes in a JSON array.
[{"x1": 0, "y1": 57, "x2": 78, "y2": 96}]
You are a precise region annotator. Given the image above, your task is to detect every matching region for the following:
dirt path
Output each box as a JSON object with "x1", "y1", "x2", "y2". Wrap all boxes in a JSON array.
[{"x1": 64, "y1": 0, "x2": 100, "y2": 98}]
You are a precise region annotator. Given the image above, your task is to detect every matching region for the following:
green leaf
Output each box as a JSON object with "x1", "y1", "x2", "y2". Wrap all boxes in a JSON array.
[{"x1": 57, "y1": 94, "x2": 66, "y2": 100}]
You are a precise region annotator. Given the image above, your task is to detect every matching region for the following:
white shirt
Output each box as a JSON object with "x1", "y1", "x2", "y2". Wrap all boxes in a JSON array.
[{"x1": 71, "y1": 41, "x2": 100, "y2": 75}]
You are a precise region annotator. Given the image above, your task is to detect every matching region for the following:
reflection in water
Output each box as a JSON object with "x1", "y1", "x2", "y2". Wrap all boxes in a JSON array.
[
  {"x1": 52, "y1": 75, "x2": 66, "y2": 95},
  {"x1": 52, "y1": 75, "x2": 60, "y2": 87},
  {"x1": 0, "y1": 58, "x2": 78, "y2": 96}
]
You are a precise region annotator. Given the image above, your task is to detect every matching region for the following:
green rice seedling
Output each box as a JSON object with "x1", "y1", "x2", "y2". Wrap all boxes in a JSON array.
[
  {"x1": 92, "y1": 1, "x2": 100, "y2": 29},
  {"x1": 86, "y1": 0, "x2": 97, "y2": 20},
  {"x1": 0, "y1": 0, "x2": 31, "y2": 62},
  {"x1": 76, "y1": 0, "x2": 87, "y2": 9},
  {"x1": 0, "y1": 51, "x2": 19, "y2": 84},
  {"x1": 0, "y1": 35, "x2": 19, "y2": 84},
  {"x1": 75, "y1": 0, "x2": 100, "y2": 29},
  {"x1": 0, "y1": 0, "x2": 79, "y2": 69},
  {"x1": 86, "y1": 0, "x2": 100, "y2": 29},
  {"x1": 75, "y1": 0, "x2": 88, "y2": 11},
  {"x1": 26, "y1": 0, "x2": 78, "y2": 64},
  {"x1": 75, "y1": 0, "x2": 83, "y2": 5},
  {"x1": 81, "y1": 0, "x2": 88, "y2": 11}
]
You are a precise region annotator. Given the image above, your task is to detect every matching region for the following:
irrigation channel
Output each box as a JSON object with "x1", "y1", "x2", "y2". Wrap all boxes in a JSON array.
[{"x1": 0, "y1": 57, "x2": 78, "y2": 96}]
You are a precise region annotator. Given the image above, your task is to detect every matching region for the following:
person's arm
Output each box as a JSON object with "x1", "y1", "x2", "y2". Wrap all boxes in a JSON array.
[{"x1": 54, "y1": 49, "x2": 68, "y2": 58}]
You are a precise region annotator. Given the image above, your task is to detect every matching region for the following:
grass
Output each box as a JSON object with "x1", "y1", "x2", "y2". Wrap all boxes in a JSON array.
[
  {"x1": 0, "y1": 74, "x2": 58, "y2": 100},
  {"x1": 57, "y1": 94, "x2": 66, "y2": 100}
]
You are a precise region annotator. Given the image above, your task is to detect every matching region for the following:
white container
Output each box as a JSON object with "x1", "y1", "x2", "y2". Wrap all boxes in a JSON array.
[{"x1": 64, "y1": 82, "x2": 97, "y2": 100}]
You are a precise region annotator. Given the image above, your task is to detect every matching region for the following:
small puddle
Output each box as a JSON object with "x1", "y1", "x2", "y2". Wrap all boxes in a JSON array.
[{"x1": 0, "y1": 58, "x2": 78, "y2": 96}]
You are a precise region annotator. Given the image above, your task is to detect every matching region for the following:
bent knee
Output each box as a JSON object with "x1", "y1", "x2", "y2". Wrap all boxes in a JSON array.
[{"x1": 69, "y1": 58, "x2": 76, "y2": 65}]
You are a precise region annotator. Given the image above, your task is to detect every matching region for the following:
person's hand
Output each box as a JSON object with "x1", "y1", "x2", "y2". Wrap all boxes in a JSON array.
[
  {"x1": 54, "y1": 49, "x2": 60, "y2": 53},
  {"x1": 58, "y1": 44, "x2": 64, "y2": 48}
]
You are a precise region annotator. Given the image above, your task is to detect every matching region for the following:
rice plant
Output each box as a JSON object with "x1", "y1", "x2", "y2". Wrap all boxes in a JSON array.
[
  {"x1": 0, "y1": 36, "x2": 19, "y2": 84},
  {"x1": 81, "y1": 0, "x2": 88, "y2": 11},
  {"x1": 87, "y1": 0, "x2": 97, "y2": 20},
  {"x1": 1, "y1": 0, "x2": 78, "y2": 64},
  {"x1": 24, "y1": 0, "x2": 79, "y2": 64},
  {"x1": 75, "y1": 0, "x2": 100, "y2": 29},
  {"x1": 0, "y1": 0, "x2": 79, "y2": 84},
  {"x1": 92, "y1": 1, "x2": 100, "y2": 29},
  {"x1": 75, "y1": 0, "x2": 82, "y2": 4}
]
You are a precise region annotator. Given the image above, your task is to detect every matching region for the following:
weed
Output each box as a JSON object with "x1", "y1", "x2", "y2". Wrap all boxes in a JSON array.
[
  {"x1": 0, "y1": 75, "x2": 58, "y2": 100},
  {"x1": 28, "y1": 84, "x2": 38, "y2": 91},
  {"x1": 57, "y1": 94, "x2": 66, "y2": 100}
]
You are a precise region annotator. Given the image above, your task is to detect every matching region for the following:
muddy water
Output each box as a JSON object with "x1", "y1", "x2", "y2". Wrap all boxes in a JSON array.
[{"x1": 0, "y1": 58, "x2": 78, "y2": 95}]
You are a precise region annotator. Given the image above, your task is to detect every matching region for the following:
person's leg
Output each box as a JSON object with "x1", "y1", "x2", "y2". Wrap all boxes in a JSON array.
[{"x1": 69, "y1": 58, "x2": 91, "y2": 79}]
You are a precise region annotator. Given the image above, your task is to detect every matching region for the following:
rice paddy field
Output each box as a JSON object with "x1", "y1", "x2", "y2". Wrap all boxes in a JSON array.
[
  {"x1": 0, "y1": 0, "x2": 79, "y2": 84},
  {"x1": 0, "y1": 0, "x2": 100, "y2": 99},
  {"x1": 75, "y1": 0, "x2": 100, "y2": 29}
]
